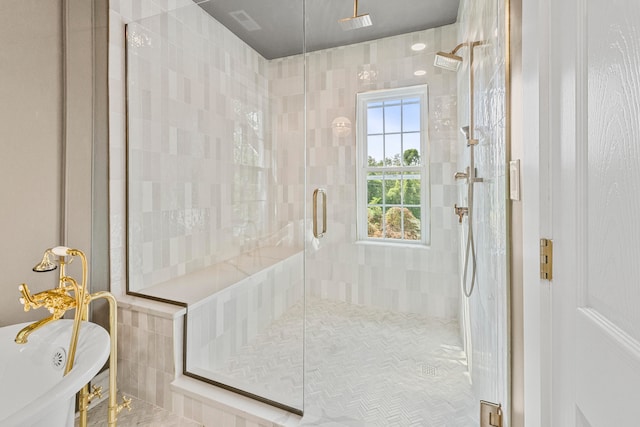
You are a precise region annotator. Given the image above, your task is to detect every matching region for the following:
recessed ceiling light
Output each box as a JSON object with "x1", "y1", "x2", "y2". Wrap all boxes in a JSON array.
[
  {"x1": 414, "y1": 70, "x2": 427, "y2": 76},
  {"x1": 411, "y1": 43, "x2": 427, "y2": 51}
]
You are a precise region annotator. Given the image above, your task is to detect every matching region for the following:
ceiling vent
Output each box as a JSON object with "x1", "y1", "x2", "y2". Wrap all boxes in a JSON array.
[{"x1": 229, "y1": 10, "x2": 261, "y2": 32}]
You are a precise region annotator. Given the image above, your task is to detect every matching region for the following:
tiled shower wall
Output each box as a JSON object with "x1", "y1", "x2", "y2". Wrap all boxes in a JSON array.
[
  {"x1": 298, "y1": 26, "x2": 461, "y2": 318},
  {"x1": 126, "y1": 4, "x2": 304, "y2": 293},
  {"x1": 456, "y1": 0, "x2": 509, "y2": 418},
  {"x1": 114, "y1": 0, "x2": 461, "y2": 319}
]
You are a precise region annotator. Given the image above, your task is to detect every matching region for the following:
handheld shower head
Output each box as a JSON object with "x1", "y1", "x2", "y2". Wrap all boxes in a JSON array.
[
  {"x1": 338, "y1": 0, "x2": 372, "y2": 31},
  {"x1": 32, "y1": 250, "x2": 57, "y2": 272}
]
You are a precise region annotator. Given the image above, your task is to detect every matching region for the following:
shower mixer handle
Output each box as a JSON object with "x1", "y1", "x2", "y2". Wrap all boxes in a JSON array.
[
  {"x1": 454, "y1": 204, "x2": 468, "y2": 224},
  {"x1": 454, "y1": 171, "x2": 468, "y2": 180},
  {"x1": 455, "y1": 167, "x2": 483, "y2": 183}
]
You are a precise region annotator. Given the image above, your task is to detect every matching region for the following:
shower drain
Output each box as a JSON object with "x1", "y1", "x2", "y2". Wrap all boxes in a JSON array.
[
  {"x1": 52, "y1": 347, "x2": 67, "y2": 370},
  {"x1": 420, "y1": 364, "x2": 438, "y2": 377}
]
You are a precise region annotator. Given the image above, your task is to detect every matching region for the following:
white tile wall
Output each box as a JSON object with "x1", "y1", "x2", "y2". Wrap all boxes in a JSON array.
[
  {"x1": 298, "y1": 26, "x2": 461, "y2": 318},
  {"x1": 186, "y1": 252, "x2": 303, "y2": 372},
  {"x1": 125, "y1": 4, "x2": 297, "y2": 293},
  {"x1": 116, "y1": 1, "x2": 462, "y2": 319}
]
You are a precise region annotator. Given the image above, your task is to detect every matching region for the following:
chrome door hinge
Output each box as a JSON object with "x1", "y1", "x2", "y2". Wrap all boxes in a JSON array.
[
  {"x1": 480, "y1": 401, "x2": 503, "y2": 427},
  {"x1": 540, "y1": 238, "x2": 553, "y2": 280}
]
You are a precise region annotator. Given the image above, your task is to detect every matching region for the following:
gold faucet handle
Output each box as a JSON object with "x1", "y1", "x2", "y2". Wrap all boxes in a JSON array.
[
  {"x1": 18, "y1": 284, "x2": 76, "y2": 318},
  {"x1": 87, "y1": 385, "x2": 103, "y2": 404},
  {"x1": 18, "y1": 284, "x2": 39, "y2": 312},
  {"x1": 117, "y1": 395, "x2": 132, "y2": 414}
]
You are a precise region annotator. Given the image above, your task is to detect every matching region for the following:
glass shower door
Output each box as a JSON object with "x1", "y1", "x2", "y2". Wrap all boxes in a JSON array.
[
  {"x1": 302, "y1": 0, "x2": 488, "y2": 424},
  {"x1": 125, "y1": 1, "x2": 306, "y2": 413},
  {"x1": 177, "y1": 1, "x2": 307, "y2": 411}
]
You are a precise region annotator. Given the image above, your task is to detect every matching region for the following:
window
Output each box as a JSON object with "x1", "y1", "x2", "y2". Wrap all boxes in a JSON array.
[{"x1": 356, "y1": 85, "x2": 429, "y2": 245}]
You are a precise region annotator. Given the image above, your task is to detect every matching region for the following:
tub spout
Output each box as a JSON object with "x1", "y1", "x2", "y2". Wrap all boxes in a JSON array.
[{"x1": 15, "y1": 315, "x2": 58, "y2": 344}]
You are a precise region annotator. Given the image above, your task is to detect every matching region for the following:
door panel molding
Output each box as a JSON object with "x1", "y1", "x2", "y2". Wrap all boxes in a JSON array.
[{"x1": 576, "y1": 308, "x2": 640, "y2": 425}]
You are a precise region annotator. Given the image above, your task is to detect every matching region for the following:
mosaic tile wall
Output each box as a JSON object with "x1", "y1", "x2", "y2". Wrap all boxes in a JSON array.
[
  {"x1": 298, "y1": 25, "x2": 462, "y2": 318},
  {"x1": 456, "y1": 0, "x2": 510, "y2": 421}
]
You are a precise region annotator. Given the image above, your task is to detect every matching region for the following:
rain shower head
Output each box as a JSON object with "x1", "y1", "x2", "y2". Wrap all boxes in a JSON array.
[
  {"x1": 339, "y1": 0, "x2": 372, "y2": 31},
  {"x1": 434, "y1": 41, "x2": 485, "y2": 71},
  {"x1": 434, "y1": 51, "x2": 463, "y2": 71},
  {"x1": 339, "y1": 14, "x2": 372, "y2": 30}
]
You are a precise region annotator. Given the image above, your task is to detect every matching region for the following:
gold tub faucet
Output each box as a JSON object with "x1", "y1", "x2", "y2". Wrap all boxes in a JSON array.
[
  {"x1": 14, "y1": 246, "x2": 130, "y2": 426},
  {"x1": 15, "y1": 284, "x2": 78, "y2": 344}
]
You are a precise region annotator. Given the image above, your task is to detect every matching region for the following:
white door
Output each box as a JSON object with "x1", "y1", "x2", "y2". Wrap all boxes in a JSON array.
[{"x1": 548, "y1": 0, "x2": 640, "y2": 425}]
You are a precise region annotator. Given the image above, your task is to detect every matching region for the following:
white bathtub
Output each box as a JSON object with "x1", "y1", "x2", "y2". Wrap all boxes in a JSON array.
[{"x1": 0, "y1": 319, "x2": 110, "y2": 427}]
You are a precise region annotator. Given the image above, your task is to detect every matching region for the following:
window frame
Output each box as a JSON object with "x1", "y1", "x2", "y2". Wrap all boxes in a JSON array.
[{"x1": 355, "y1": 85, "x2": 430, "y2": 246}]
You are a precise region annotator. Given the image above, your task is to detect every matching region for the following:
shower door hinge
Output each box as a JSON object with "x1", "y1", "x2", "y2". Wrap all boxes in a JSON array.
[
  {"x1": 540, "y1": 238, "x2": 553, "y2": 281},
  {"x1": 480, "y1": 400, "x2": 503, "y2": 427}
]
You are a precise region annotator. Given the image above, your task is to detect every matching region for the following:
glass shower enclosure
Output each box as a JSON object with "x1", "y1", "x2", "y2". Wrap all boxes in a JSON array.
[{"x1": 126, "y1": 0, "x2": 507, "y2": 423}]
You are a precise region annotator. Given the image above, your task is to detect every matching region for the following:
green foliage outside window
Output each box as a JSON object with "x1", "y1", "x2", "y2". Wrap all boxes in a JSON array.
[{"x1": 367, "y1": 149, "x2": 422, "y2": 240}]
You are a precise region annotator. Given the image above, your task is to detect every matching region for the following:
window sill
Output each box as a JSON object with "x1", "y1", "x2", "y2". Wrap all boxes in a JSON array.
[{"x1": 354, "y1": 239, "x2": 431, "y2": 250}]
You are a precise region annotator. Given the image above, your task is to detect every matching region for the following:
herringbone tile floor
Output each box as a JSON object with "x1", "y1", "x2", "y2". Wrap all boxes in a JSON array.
[{"x1": 213, "y1": 298, "x2": 478, "y2": 426}]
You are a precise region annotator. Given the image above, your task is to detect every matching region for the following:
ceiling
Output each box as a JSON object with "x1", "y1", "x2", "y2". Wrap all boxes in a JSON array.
[{"x1": 195, "y1": 0, "x2": 460, "y2": 60}]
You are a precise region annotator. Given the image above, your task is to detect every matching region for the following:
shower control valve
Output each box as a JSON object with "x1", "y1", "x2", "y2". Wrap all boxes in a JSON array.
[
  {"x1": 454, "y1": 204, "x2": 468, "y2": 224},
  {"x1": 454, "y1": 171, "x2": 469, "y2": 181}
]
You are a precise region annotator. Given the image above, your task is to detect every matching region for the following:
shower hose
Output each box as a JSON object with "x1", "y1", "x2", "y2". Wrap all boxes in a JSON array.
[{"x1": 462, "y1": 180, "x2": 477, "y2": 298}]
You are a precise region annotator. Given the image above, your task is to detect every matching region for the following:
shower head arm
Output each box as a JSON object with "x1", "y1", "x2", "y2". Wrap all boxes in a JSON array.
[
  {"x1": 450, "y1": 43, "x2": 466, "y2": 55},
  {"x1": 450, "y1": 41, "x2": 484, "y2": 55}
]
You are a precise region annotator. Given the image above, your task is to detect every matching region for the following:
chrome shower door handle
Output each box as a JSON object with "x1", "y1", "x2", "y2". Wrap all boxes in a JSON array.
[{"x1": 313, "y1": 188, "x2": 327, "y2": 238}]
